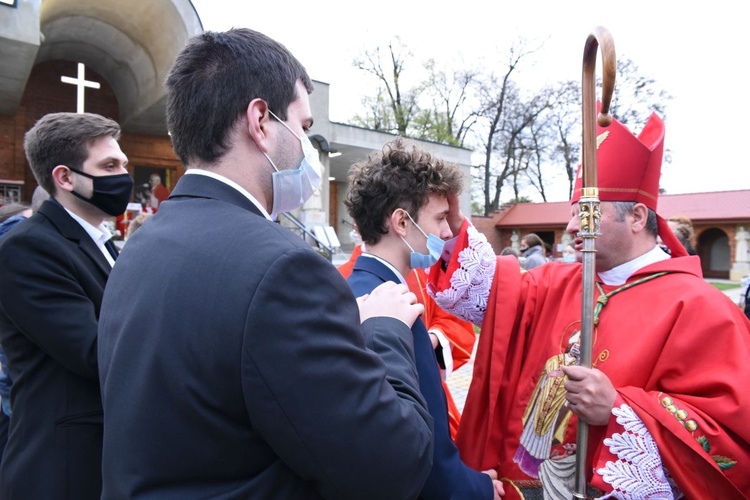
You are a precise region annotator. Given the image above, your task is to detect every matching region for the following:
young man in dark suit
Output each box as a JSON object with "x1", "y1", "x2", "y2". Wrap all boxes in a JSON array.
[
  {"x1": 345, "y1": 137, "x2": 504, "y2": 499},
  {"x1": 97, "y1": 28, "x2": 433, "y2": 499},
  {"x1": 0, "y1": 112, "x2": 132, "y2": 499}
]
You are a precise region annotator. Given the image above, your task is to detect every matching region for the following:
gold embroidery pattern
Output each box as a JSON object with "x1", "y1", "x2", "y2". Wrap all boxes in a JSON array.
[
  {"x1": 597, "y1": 349, "x2": 610, "y2": 364},
  {"x1": 660, "y1": 395, "x2": 737, "y2": 471}
]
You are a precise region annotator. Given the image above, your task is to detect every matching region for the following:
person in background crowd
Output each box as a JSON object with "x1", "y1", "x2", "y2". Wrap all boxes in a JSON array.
[
  {"x1": 561, "y1": 243, "x2": 577, "y2": 263},
  {"x1": 125, "y1": 212, "x2": 153, "y2": 241},
  {"x1": 500, "y1": 246, "x2": 521, "y2": 261},
  {"x1": 740, "y1": 275, "x2": 750, "y2": 321},
  {"x1": 0, "y1": 187, "x2": 49, "y2": 463},
  {"x1": 0, "y1": 203, "x2": 32, "y2": 237},
  {"x1": 667, "y1": 215, "x2": 697, "y2": 255},
  {"x1": 0, "y1": 202, "x2": 32, "y2": 462},
  {"x1": 30, "y1": 185, "x2": 50, "y2": 213},
  {"x1": 519, "y1": 233, "x2": 547, "y2": 270}
]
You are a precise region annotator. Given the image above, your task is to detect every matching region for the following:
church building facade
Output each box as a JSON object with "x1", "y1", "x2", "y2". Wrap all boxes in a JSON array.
[{"x1": 0, "y1": 0, "x2": 474, "y2": 252}]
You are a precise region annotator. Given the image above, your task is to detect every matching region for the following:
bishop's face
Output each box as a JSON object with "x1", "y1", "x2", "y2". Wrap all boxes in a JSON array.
[{"x1": 565, "y1": 201, "x2": 637, "y2": 273}]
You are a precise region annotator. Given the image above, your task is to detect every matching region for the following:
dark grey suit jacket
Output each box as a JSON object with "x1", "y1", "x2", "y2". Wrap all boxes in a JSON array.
[
  {"x1": 98, "y1": 173, "x2": 433, "y2": 499},
  {"x1": 0, "y1": 199, "x2": 109, "y2": 500}
]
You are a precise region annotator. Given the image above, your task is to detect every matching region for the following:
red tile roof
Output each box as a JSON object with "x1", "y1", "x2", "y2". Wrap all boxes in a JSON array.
[{"x1": 493, "y1": 189, "x2": 750, "y2": 227}]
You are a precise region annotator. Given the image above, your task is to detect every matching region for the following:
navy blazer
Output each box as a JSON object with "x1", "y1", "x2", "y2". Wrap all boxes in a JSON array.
[
  {"x1": 98, "y1": 174, "x2": 433, "y2": 499},
  {"x1": 0, "y1": 199, "x2": 109, "y2": 499},
  {"x1": 348, "y1": 255, "x2": 493, "y2": 499}
]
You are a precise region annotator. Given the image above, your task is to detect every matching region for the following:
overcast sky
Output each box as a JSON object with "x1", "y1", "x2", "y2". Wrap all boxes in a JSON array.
[{"x1": 191, "y1": 0, "x2": 749, "y2": 202}]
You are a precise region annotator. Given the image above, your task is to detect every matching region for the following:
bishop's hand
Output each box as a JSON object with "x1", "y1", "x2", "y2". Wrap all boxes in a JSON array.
[
  {"x1": 562, "y1": 365, "x2": 616, "y2": 426},
  {"x1": 446, "y1": 192, "x2": 464, "y2": 238}
]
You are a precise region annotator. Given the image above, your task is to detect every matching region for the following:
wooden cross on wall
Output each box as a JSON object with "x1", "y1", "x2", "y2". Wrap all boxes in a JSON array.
[{"x1": 60, "y1": 63, "x2": 100, "y2": 113}]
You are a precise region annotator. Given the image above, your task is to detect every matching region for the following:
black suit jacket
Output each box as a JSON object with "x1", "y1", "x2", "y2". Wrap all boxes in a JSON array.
[
  {"x1": 0, "y1": 199, "x2": 109, "y2": 499},
  {"x1": 348, "y1": 256, "x2": 492, "y2": 499},
  {"x1": 98, "y1": 174, "x2": 433, "y2": 499}
]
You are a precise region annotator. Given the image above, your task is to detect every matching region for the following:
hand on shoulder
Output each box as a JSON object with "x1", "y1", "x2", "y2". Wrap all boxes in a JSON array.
[{"x1": 355, "y1": 281, "x2": 424, "y2": 327}]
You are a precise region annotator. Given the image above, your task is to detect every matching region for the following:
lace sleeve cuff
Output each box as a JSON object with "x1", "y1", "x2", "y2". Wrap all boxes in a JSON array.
[
  {"x1": 429, "y1": 223, "x2": 496, "y2": 326},
  {"x1": 594, "y1": 402, "x2": 676, "y2": 498}
]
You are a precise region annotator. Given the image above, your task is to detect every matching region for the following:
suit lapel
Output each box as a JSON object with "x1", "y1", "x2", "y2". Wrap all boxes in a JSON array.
[{"x1": 38, "y1": 200, "x2": 111, "y2": 277}]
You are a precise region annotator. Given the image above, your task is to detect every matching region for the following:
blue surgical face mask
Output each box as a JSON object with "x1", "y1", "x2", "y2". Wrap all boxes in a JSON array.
[
  {"x1": 264, "y1": 110, "x2": 322, "y2": 219},
  {"x1": 562, "y1": 253, "x2": 577, "y2": 263},
  {"x1": 399, "y1": 210, "x2": 446, "y2": 269}
]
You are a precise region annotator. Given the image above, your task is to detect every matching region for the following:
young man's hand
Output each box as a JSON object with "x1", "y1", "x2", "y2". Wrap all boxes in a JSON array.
[{"x1": 356, "y1": 281, "x2": 424, "y2": 327}]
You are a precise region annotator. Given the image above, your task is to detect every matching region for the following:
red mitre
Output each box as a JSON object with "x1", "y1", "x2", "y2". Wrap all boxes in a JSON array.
[{"x1": 571, "y1": 108, "x2": 688, "y2": 258}]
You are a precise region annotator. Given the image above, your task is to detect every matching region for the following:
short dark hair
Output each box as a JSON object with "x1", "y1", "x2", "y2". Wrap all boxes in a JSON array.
[
  {"x1": 345, "y1": 137, "x2": 463, "y2": 245},
  {"x1": 165, "y1": 28, "x2": 314, "y2": 167},
  {"x1": 31, "y1": 185, "x2": 50, "y2": 213},
  {"x1": 24, "y1": 113, "x2": 121, "y2": 196},
  {"x1": 500, "y1": 246, "x2": 520, "y2": 258},
  {"x1": 611, "y1": 201, "x2": 658, "y2": 237}
]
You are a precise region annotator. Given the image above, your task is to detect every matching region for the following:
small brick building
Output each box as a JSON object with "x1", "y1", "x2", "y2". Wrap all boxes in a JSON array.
[{"x1": 472, "y1": 190, "x2": 750, "y2": 280}]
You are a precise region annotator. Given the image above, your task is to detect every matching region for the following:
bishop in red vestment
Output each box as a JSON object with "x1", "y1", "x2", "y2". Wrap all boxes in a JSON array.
[
  {"x1": 428, "y1": 112, "x2": 750, "y2": 498},
  {"x1": 149, "y1": 173, "x2": 169, "y2": 210}
]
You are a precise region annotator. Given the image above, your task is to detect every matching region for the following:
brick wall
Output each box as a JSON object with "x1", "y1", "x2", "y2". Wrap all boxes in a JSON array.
[
  {"x1": 471, "y1": 215, "x2": 504, "y2": 252},
  {"x1": 0, "y1": 60, "x2": 180, "y2": 201}
]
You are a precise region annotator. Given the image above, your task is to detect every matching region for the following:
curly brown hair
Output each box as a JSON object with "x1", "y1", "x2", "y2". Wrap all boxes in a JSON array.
[{"x1": 344, "y1": 137, "x2": 463, "y2": 245}]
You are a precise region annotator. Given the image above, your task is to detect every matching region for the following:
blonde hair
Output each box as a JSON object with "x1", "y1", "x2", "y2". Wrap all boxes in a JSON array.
[
  {"x1": 126, "y1": 212, "x2": 153, "y2": 240},
  {"x1": 668, "y1": 215, "x2": 694, "y2": 241}
]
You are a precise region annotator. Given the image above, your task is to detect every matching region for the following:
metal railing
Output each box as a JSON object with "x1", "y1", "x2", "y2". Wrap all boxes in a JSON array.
[{"x1": 278, "y1": 212, "x2": 336, "y2": 262}]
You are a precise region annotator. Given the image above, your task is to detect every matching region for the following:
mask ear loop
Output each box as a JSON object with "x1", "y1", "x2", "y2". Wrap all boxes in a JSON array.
[
  {"x1": 263, "y1": 152, "x2": 280, "y2": 173},
  {"x1": 402, "y1": 210, "x2": 429, "y2": 239},
  {"x1": 267, "y1": 110, "x2": 303, "y2": 142}
]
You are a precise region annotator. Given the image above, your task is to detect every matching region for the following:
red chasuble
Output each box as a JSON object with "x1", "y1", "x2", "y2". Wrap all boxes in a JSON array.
[{"x1": 430, "y1": 220, "x2": 750, "y2": 499}]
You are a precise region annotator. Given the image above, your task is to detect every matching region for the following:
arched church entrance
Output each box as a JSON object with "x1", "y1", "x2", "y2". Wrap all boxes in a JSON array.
[
  {"x1": 1, "y1": 0, "x2": 203, "y2": 239},
  {"x1": 698, "y1": 227, "x2": 731, "y2": 279}
]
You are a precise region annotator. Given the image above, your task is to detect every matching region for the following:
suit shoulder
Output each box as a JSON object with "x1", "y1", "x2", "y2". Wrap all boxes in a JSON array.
[{"x1": 0, "y1": 217, "x2": 62, "y2": 255}]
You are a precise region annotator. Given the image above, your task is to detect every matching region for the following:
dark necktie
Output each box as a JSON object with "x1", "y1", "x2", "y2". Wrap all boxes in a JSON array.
[{"x1": 104, "y1": 239, "x2": 118, "y2": 262}]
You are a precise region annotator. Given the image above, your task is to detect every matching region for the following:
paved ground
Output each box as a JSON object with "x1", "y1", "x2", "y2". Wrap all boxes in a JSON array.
[
  {"x1": 447, "y1": 352, "x2": 475, "y2": 413},
  {"x1": 446, "y1": 280, "x2": 745, "y2": 413}
]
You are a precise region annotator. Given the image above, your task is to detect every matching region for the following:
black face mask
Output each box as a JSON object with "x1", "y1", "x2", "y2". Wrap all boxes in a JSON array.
[{"x1": 69, "y1": 168, "x2": 134, "y2": 216}]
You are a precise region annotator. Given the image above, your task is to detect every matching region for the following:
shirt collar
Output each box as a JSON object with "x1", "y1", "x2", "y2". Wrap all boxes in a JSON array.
[
  {"x1": 184, "y1": 169, "x2": 272, "y2": 221},
  {"x1": 360, "y1": 252, "x2": 407, "y2": 285},
  {"x1": 61, "y1": 206, "x2": 111, "y2": 246},
  {"x1": 598, "y1": 245, "x2": 670, "y2": 285}
]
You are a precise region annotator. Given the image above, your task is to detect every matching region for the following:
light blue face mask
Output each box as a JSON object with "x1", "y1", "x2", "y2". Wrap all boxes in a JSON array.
[
  {"x1": 264, "y1": 110, "x2": 322, "y2": 219},
  {"x1": 399, "y1": 210, "x2": 446, "y2": 269},
  {"x1": 562, "y1": 253, "x2": 577, "y2": 263}
]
